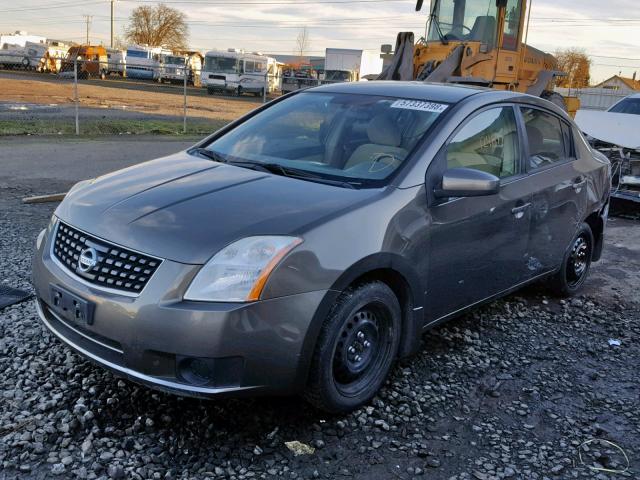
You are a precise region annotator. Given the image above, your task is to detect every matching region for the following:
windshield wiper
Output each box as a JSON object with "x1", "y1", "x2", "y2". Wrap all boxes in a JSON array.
[
  {"x1": 190, "y1": 147, "x2": 228, "y2": 163},
  {"x1": 227, "y1": 160, "x2": 359, "y2": 189}
]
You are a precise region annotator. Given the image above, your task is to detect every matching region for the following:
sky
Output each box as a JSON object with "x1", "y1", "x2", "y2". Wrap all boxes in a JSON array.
[{"x1": 1, "y1": 0, "x2": 639, "y2": 83}]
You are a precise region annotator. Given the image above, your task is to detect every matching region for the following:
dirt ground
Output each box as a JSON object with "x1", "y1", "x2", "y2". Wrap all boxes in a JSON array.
[{"x1": 0, "y1": 71, "x2": 258, "y2": 121}]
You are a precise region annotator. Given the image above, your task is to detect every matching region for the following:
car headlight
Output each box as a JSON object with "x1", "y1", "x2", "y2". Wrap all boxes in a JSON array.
[
  {"x1": 37, "y1": 215, "x2": 57, "y2": 250},
  {"x1": 184, "y1": 236, "x2": 302, "y2": 302}
]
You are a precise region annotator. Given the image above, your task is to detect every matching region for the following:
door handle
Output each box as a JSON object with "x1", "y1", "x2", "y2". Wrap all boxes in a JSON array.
[{"x1": 511, "y1": 202, "x2": 531, "y2": 218}]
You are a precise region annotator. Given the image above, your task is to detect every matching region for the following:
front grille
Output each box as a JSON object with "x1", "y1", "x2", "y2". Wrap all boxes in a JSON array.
[{"x1": 52, "y1": 221, "x2": 162, "y2": 295}]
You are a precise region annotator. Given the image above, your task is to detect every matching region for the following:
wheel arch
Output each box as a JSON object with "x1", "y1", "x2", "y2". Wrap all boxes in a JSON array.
[
  {"x1": 293, "y1": 253, "x2": 425, "y2": 391},
  {"x1": 584, "y1": 210, "x2": 605, "y2": 262}
]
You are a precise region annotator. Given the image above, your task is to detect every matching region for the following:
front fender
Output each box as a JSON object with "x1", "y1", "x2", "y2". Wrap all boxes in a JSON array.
[{"x1": 292, "y1": 253, "x2": 425, "y2": 390}]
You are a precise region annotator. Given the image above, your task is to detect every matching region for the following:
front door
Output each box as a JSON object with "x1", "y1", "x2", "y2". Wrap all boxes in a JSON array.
[{"x1": 426, "y1": 105, "x2": 532, "y2": 322}]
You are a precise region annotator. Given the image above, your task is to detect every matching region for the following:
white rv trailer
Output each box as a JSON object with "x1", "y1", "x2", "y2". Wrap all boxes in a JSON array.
[
  {"x1": 125, "y1": 45, "x2": 171, "y2": 80},
  {"x1": 0, "y1": 41, "x2": 55, "y2": 71},
  {"x1": 159, "y1": 51, "x2": 203, "y2": 86},
  {"x1": 201, "y1": 49, "x2": 280, "y2": 96},
  {"x1": 0, "y1": 31, "x2": 45, "y2": 48}
]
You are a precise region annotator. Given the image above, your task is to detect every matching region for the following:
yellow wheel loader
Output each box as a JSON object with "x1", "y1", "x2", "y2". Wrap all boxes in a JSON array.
[{"x1": 380, "y1": 0, "x2": 580, "y2": 116}]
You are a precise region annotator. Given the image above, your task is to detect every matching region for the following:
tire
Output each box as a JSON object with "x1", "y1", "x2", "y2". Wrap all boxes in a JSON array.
[
  {"x1": 541, "y1": 90, "x2": 567, "y2": 111},
  {"x1": 550, "y1": 223, "x2": 594, "y2": 297},
  {"x1": 207, "y1": 87, "x2": 214, "y2": 95},
  {"x1": 304, "y1": 281, "x2": 401, "y2": 413}
]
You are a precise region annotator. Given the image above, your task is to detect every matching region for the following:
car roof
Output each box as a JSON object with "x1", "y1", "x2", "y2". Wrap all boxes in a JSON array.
[{"x1": 307, "y1": 81, "x2": 493, "y2": 104}]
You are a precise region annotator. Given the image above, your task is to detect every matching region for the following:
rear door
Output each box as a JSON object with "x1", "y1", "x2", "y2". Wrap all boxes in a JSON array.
[
  {"x1": 426, "y1": 105, "x2": 533, "y2": 321},
  {"x1": 518, "y1": 106, "x2": 588, "y2": 275}
]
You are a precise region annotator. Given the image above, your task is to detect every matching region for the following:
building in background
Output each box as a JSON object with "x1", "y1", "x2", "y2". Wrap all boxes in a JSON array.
[{"x1": 595, "y1": 74, "x2": 640, "y2": 93}]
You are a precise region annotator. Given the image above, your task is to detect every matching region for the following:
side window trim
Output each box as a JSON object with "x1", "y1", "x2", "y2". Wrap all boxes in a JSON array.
[
  {"x1": 561, "y1": 121, "x2": 576, "y2": 159},
  {"x1": 441, "y1": 103, "x2": 525, "y2": 182},
  {"x1": 517, "y1": 105, "x2": 574, "y2": 174}
]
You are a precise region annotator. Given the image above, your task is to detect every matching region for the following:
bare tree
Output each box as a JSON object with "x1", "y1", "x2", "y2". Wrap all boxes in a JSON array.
[
  {"x1": 555, "y1": 48, "x2": 591, "y2": 88},
  {"x1": 113, "y1": 35, "x2": 127, "y2": 50},
  {"x1": 125, "y1": 4, "x2": 188, "y2": 49},
  {"x1": 294, "y1": 27, "x2": 310, "y2": 61}
]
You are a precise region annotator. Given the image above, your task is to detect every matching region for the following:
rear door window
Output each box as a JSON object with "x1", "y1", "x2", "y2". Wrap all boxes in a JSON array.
[{"x1": 521, "y1": 108, "x2": 566, "y2": 170}]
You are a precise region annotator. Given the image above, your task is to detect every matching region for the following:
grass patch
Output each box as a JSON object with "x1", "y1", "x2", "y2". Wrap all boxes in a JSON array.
[{"x1": 0, "y1": 119, "x2": 227, "y2": 136}]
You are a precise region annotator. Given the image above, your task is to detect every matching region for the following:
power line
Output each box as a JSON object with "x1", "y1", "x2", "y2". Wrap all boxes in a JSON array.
[
  {"x1": 0, "y1": 1, "x2": 103, "y2": 13},
  {"x1": 120, "y1": 0, "x2": 411, "y2": 4}
]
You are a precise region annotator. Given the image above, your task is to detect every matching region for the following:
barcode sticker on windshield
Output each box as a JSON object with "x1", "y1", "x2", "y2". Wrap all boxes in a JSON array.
[{"x1": 391, "y1": 99, "x2": 448, "y2": 113}]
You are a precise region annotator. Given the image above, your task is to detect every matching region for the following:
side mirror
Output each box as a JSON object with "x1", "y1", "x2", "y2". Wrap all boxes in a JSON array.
[{"x1": 435, "y1": 168, "x2": 500, "y2": 198}]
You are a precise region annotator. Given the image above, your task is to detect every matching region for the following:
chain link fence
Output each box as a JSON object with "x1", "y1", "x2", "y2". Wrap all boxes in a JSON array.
[{"x1": 0, "y1": 51, "x2": 358, "y2": 138}]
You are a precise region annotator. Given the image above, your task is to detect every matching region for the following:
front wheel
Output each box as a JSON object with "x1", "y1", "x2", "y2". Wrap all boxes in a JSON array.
[
  {"x1": 550, "y1": 223, "x2": 594, "y2": 297},
  {"x1": 304, "y1": 282, "x2": 401, "y2": 413}
]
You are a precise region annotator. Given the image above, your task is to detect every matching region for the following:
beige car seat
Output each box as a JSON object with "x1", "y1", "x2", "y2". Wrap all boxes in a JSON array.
[{"x1": 345, "y1": 115, "x2": 408, "y2": 171}]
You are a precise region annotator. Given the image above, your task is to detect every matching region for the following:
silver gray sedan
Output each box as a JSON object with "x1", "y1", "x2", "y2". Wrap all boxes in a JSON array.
[{"x1": 32, "y1": 82, "x2": 611, "y2": 413}]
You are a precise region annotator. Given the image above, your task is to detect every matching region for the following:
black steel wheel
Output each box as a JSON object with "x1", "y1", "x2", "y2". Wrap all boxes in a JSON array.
[
  {"x1": 550, "y1": 223, "x2": 594, "y2": 296},
  {"x1": 305, "y1": 282, "x2": 401, "y2": 413}
]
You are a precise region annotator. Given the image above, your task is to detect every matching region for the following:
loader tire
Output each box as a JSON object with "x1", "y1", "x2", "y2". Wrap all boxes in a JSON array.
[{"x1": 541, "y1": 91, "x2": 567, "y2": 111}]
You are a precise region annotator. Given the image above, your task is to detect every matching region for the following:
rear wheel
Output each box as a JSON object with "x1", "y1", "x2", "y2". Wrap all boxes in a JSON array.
[
  {"x1": 550, "y1": 223, "x2": 594, "y2": 297},
  {"x1": 304, "y1": 282, "x2": 401, "y2": 413},
  {"x1": 541, "y1": 90, "x2": 567, "y2": 111}
]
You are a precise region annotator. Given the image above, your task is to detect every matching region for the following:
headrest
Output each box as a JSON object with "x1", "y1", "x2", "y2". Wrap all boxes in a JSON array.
[
  {"x1": 526, "y1": 125, "x2": 544, "y2": 154},
  {"x1": 367, "y1": 115, "x2": 402, "y2": 147}
]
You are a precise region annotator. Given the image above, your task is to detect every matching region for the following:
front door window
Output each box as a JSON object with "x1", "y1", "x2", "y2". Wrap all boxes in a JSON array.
[{"x1": 447, "y1": 106, "x2": 520, "y2": 178}]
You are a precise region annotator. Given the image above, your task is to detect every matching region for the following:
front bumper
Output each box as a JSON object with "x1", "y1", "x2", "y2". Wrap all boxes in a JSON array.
[{"x1": 32, "y1": 226, "x2": 327, "y2": 398}]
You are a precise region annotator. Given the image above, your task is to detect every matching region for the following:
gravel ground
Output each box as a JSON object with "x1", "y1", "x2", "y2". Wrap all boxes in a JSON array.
[{"x1": 1, "y1": 137, "x2": 639, "y2": 480}]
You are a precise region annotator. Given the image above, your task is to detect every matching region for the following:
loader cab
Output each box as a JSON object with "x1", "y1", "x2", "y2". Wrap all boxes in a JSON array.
[{"x1": 426, "y1": 0, "x2": 523, "y2": 52}]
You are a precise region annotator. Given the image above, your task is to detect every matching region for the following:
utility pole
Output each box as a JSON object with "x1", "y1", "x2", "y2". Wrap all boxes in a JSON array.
[
  {"x1": 83, "y1": 15, "x2": 93, "y2": 44},
  {"x1": 110, "y1": 0, "x2": 115, "y2": 48}
]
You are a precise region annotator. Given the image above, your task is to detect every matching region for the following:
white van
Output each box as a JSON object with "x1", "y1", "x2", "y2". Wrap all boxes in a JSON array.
[
  {"x1": 106, "y1": 48, "x2": 126, "y2": 77},
  {"x1": 160, "y1": 52, "x2": 202, "y2": 86},
  {"x1": 201, "y1": 49, "x2": 280, "y2": 96}
]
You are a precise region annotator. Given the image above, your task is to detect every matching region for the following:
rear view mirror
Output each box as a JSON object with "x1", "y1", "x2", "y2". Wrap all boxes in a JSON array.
[{"x1": 435, "y1": 168, "x2": 500, "y2": 198}]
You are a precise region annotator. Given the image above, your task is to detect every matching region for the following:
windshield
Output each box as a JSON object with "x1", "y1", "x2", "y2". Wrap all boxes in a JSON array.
[
  {"x1": 428, "y1": 0, "x2": 498, "y2": 46},
  {"x1": 165, "y1": 55, "x2": 185, "y2": 65},
  {"x1": 609, "y1": 98, "x2": 640, "y2": 115},
  {"x1": 204, "y1": 56, "x2": 239, "y2": 74},
  {"x1": 325, "y1": 70, "x2": 351, "y2": 82},
  {"x1": 201, "y1": 92, "x2": 448, "y2": 187}
]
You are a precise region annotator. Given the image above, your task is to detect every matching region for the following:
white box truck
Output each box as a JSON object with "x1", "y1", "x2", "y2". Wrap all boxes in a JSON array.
[{"x1": 323, "y1": 48, "x2": 382, "y2": 83}]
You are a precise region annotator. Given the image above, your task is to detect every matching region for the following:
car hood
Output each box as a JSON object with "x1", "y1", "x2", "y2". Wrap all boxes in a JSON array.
[{"x1": 55, "y1": 152, "x2": 379, "y2": 264}]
